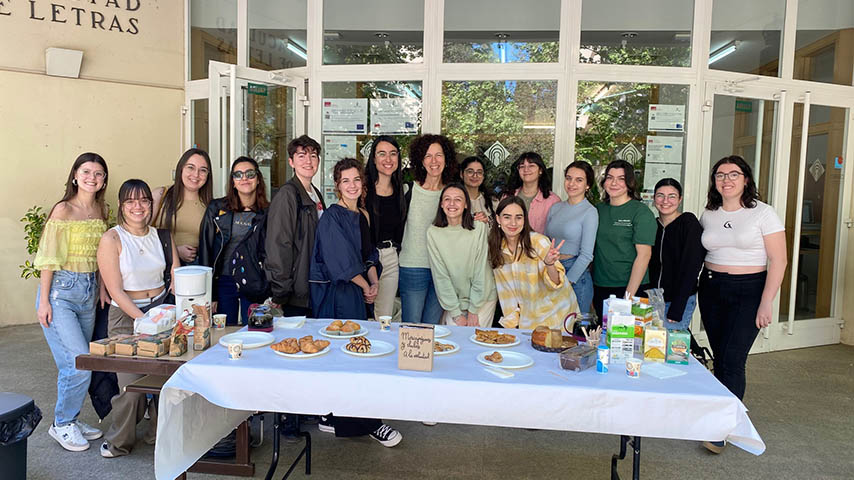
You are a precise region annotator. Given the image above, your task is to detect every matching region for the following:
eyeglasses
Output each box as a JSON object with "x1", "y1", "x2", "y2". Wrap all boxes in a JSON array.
[
  {"x1": 123, "y1": 198, "x2": 152, "y2": 207},
  {"x1": 714, "y1": 171, "x2": 744, "y2": 182},
  {"x1": 464, "y1": 169, "x2": 484, "y2": 178},
  {"x1": 79, "y1": 169, "x2": 106, "y2": 180},
  {"x1": 375, "y1": 151, "x2": 399, "y2": 159},
  {"x1": 232, "y1": 169, "x2": 258, "y2": 180},
  {"x1": 654, "y1": 193, "x2": 680, "y2": 201}
]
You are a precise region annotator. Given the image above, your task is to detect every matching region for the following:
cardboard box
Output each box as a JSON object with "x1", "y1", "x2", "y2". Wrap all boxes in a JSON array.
[
  {"x1": 609, "y1": 337, "x2": 635, "y2": 363},
  {"x1": 137, "y1": 332, "x2": 172, "y2": 358},
  {"x1": 89, "y1": 337, "x2": 115, "y2": 356},
  {"x1": 666, "y1": 329, "x2": 691, "y2": 365},
  {"x1": 114, "y1": 335, "x2": 142, "y2": 356},
  {"x1": 192, "y1": 304, "x2": 211, "y2": 351},
  {"x1": 643, "y1": 326, "x2": 667, "y2": 363}
]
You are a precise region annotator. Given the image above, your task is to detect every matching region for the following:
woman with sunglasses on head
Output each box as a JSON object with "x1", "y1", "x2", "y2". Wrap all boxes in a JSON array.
[
  {"x1": 489, "y1": 196, "x2": 579, "y2": 330},
  {"x1": 545, "y1": 161, "x2": 598, "y2": 314},
  {"x1": 459, "y1": 156, "x2": 498, "y2": 224},
  {"x1": 592, "y1": 160, "x2": 657, "y2": 320},
  {"x1": 648, "y1": 178, "x2": 705, "y2": 330},
  {"x1": 426, "y1": 183, "x2": 497, "y2": 327},
  {"x1": 503, "y1": 152, "x2": 559, "y2": 234},
  {"x1": 151, "y1": 148, "x2": 213, "y2": 265},
  {"x1": 97, "y1": 179, "x2": 180, "y2": 457},
  {"x1": 34, "y1": 153, "x2": 109, "y2": 452},
  {"x1": 198, "y1": 157, "x2": 269, "y2": 325},
  {"x1": 364, "y1": 136, "x2": 406, "y2": 322},
  {"x1": 698, "y1": 156, "x2": 786, "y2": 454}
]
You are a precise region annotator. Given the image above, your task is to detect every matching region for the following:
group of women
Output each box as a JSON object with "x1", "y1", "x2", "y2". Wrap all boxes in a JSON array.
[{"x1": 34, "y1": 133, "x2": 784, "y2": 456}]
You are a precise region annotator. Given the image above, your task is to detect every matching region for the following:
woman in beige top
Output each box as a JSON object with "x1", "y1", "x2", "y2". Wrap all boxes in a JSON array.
[{"x1": 151, "y1": 148, "x2": 212, "y2": 265}]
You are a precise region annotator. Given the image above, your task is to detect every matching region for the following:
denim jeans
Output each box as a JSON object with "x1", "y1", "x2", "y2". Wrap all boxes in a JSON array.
[
  {"x1": 560, "y1": 257, "x2": 593, "y2": 314},
  {"x1": 664, "y1": 294, "x2": 697, "y2": 330},
  {"x1": 216, "y1": 275, "x2": 252, "y2": 326},
  {"x1": 37, "y1": 270, "x2": 97, "y2": 426},
  {"x1": 398, "y1": 267, "x2": 442, "y2": 324}
]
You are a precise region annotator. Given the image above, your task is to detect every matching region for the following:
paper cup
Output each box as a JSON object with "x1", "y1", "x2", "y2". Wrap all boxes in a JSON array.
[
  {"x1": 227, "y1": 340, "x2": 243, "y2": 360},
  {"x1": 625, "y1": 358, "x2": 642, "y2": 378},
  {"x1": 213, "y1": 314, "x2": 227, "y2": 330},
  {"x1": 378, "y1": 316, "x2": 392, "y2": 331}
]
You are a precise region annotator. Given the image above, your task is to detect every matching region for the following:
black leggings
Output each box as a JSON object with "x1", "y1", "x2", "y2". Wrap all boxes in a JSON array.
[{"x1": 698, "y1": 269, "x2": 766, "y2": 401}]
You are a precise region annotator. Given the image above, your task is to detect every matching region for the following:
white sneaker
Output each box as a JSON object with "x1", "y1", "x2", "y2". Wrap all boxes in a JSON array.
[
  {"x1": 369, "y1": 424, "x2": 402, "y2": 448},
  {"x1": 49, "y1": 423, "x2": 89, "y2": 452},
  {"x1": 100, "y1": 441, "x2": 120, "y2": 458},
  {"x1": 422, "y1": 421, "x2": 437, "y2": 426},
  {"x1": 317, "y1": 416, "x2": 335, "y2": 434},
  {"x1": 74, "y1": 420, "x2": 103, "y2": 440}
]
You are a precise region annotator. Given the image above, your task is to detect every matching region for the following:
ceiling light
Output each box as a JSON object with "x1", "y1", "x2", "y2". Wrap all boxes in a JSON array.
[
  {"x1": 287, "y1": 40, "x2": 307, "y2": 60},
  {"x1": 375, "y1": 32, "x2": 389, "y2": 39},
  {"x1": 709, "y1": 40, "x2": 740, "y2": 65},
  {"x1": 323, "y1": 31, "x2": 340, "y2": 40}
]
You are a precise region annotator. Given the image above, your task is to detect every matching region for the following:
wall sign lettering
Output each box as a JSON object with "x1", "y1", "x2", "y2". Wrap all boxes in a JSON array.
[{"x1": 0, "y1": 1, "x2": 142, "y2": 35}]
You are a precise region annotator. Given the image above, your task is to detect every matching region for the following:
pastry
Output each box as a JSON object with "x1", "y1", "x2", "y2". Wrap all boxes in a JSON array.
[
  {"x1": 485, "y1": 351, "x2": 503, "y2": 363},
  {"x1": 270, "y1": 338, "x2": 300, "y2": 354},
  {"x1": 340, "y1": 323, "x2": 355, "y2": 334},
  {"x1": 434, "y1": 341, "x2": 454, "y2": 352},
  {"x1": 531, "y1": 326, "x2": 550, "y2": 346},
  {"x1": 326, "y1": 321, "x2": 342, "y2": 333},
  {"x1": 475, "y1": 329, "x2": 516, "y2": 345},
  {"x1": 345, "y1": 336, "x2": 372, "y2": 353}
]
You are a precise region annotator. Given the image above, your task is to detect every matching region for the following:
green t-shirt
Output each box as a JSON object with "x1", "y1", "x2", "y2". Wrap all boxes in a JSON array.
[{"x1": 593, "y1": 199, "x2": 657, "y2": 287}]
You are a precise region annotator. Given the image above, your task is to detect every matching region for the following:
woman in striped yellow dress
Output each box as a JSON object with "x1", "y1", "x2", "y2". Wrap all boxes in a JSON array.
[{"x1": 488, "y1": 196, "x2": 580, "y2": 330}]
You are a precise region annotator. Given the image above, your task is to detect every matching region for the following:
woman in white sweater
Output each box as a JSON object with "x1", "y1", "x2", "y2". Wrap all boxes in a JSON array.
[{"x1": 426, "y1": 183, "x2": 497, "y2": 327}]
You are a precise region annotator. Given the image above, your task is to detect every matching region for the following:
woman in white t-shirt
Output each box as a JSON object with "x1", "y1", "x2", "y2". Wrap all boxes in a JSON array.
[{"x1": 698, "y1": 155, "x2": 787, "y2": 454}]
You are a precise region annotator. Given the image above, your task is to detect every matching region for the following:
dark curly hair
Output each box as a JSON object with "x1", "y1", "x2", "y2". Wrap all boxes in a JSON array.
[
  {"x1": 600, "y1": 159, "x2": 641, "y2": 202},
  {"x1": 409, "y1": 134, "x2": 458, "y2": 186},
  {"x1": 505, "y1": 152, "x2": 553, "y2": 200},
  {"x1": 706, "y1": 155, "x2": 758, "y2": 210}
]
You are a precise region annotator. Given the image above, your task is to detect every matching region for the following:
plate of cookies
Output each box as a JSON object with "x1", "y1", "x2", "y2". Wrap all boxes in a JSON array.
[
  {"x1": 270, "y1": 335, "x2": 331, "y2": 358},
  {"x1": 433, "y1": 339, "x2": 459, "y2": 356},
  {"x1": 340, "y1": 337, "x2": 395, "y2": 357},
  {"x1": 469, "y1": 329, "x2": 520, "y2": 347},
  {"x1": 319, "y1": 320, "x2": 367, "y2": 338},
  {"x1": 477, "y1": 350, "x2": 533, "y2": 369}
]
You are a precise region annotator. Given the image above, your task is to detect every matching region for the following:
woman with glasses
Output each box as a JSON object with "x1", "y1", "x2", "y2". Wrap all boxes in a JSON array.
[
  {"x1": 364, "y1": 136, "x2": 406, "y2": 321},
  {"x1": 459, "y1": 156, "x2": 498, "y2": 224},
  {"x1": 151, "y1": 148, "x2": 213, "y2": 265},
  {"x1": 545, "y1": 161, "x2": 598, "y2": 314},
  {"x1": 648, "y1": 178, "x2": 705, "y2": 330},
  {"x1": 698, "y1": 156, "x2": 786, "y2": 454},
  {"x1": 399, "y1": 134, "x2": 458, "y2": 324},
  {"x1": 198, "y1": 157, "x2": 269, "y2": 325},
  {"x1": 97, "y1": 179, "x2": 180, "y2": 457},
  {"x1": 503, "y1": 152, "x2": 559, "y2": 234},
  {"x1": 34, "y1": 153, "x2": 109, "y2": 452},
  {"x1": 592, "y1": 160, "x2": 657, "y2": 319}
]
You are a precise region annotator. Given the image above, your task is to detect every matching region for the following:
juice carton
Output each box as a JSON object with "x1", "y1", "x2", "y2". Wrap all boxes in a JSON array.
[
  {"x1": 666, "y1": 329, "x2": 691, "y2": 365},
  {"x1": 604, "y1": 296, "x2": 632, "y2": 329},
  {"x1": 607, "y1": 312, "x2": 635, "y2": 363},
  {"x1": 643, "y1": 326, "x2": 667, "y2": 363}
]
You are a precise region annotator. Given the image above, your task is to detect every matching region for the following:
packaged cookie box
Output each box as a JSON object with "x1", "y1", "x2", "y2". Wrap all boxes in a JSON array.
[
  {"x1": 643, "y1": 326, "x2": 667, "y2": 363},
  {"x1": 88, "y1": 335, "x2": 131, "y2": 356},
  {"x1": 559, "y1": 344, "x2": 597, "y2": 372},
  {"x1": 666, "y1": 329, "x2": 691, "y2": 365},
  {"x1": 114, "y1": 335, "x2": 143, "y2": 356},
  {"x1": 137, "y1": 332, "x2": 173, "y2": 358}
]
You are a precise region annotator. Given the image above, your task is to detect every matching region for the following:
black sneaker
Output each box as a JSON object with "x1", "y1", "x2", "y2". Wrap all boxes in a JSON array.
[
  {"x1": 318, "y1": 416, "x2": 335, "y2": 434},
  {"x1": 369, "y1": 424, "x2": 402, "y2": 448}
]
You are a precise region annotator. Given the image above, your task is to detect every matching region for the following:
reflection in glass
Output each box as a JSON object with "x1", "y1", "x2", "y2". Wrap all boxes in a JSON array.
[
  {"x1": 710, "y1": 0, "x2": 785, "y2": 76},
  {"x1": 794, "y1": 0, "x2": 854, "y2": 85},
  {"x1": 322, "y1": 0, "x2": 424, "y2": 65},
  {"x1": 191, "y1": 99, "x2": 209, "y2": 153},
  {"x1": 244, "y1": 85, "x2": 296, "y2": 194},
  {"x1": 190, "y1": 0, "x2": 237, "y2": 80},
  {"x1": 249, "y1": 0, "x2": 307, "y2": 70}
]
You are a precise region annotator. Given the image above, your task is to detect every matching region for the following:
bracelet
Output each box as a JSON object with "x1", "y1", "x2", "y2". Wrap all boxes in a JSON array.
[{"x1": 544, "y1": 260, "x2": 555, "y2": 267}]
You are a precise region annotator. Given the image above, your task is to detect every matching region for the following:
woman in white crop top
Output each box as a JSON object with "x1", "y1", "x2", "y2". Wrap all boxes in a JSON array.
[
  {"x1": 697, "y1": 156, "x2": 786, "y2": 454},
  {"x1": 96, "y1": 179, "x2": 179, "y2": 458}
]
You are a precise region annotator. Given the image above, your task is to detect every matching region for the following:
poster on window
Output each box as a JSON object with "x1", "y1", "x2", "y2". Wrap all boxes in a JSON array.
[
  {"x1": 645, "y1": 136, "x2": 684, "y2": 165},
  {"x1": 322, "y1": 99, "x2": 368, "y2": 134},
  {"x1": 648, "y1": 104, "x2": 685, "y2": 132},
  {"x1": 643, "y1": 163, "x2": 683, "y2": 191},
  {"x1": 370, "y1": 98, "x2": 421, "y2": 135}
]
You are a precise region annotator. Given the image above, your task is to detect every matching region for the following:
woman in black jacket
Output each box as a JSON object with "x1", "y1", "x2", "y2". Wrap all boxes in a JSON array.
[
  {"x1": 648, "y1": 178, "x2": 705, "y2": 329},
  {"x1": 198, "y1": 157, "x2": 269, "y2": 325}
]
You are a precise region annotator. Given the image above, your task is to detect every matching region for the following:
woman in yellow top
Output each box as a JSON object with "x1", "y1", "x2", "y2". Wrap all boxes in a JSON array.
[
  {"x1": 34, "y1": 152, "x2": 110, "y2": 452},
  {"x1": 488, "y1": 196, "x2": 580, "y2": 330},
  {"x1": 151, "y1": 148, "x2": 212, "y2": 265}
]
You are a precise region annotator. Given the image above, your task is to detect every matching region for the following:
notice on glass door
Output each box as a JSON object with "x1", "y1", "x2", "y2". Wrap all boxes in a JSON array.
[
  {"x1": 322, "y1": 135, "x2": 357, "y2": 205},
  {"x1": 370, "y1": 98, "x2": 421, "y2": 135},
  {"x1": 645, "y1": 136, "x2": 683, "y2": 165},
  {"x1": 322, "y1": 98, "x2": 368, "y2": 134},
  {"x1": 648, "y1": 104, "x2": 685, "y2": 132},
  {"x1": 643, "y1": 163, "x2": 683, "y2": 191}
]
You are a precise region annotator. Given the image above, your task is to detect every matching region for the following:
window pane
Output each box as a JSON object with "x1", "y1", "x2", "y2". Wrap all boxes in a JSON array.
[
  {"x1": 442, "y1": 81, "x2": 557, "y2": 192},
  {"x1": 576, "y1": 82, "x2": 689, "y2": 204},
  {"x1": 580, "y1": 0, "x2": 692, "y2": 67},
  {"x1": 323, "y1": 0, "x2": 423, "y2": 65},
  {"x1": 190, "y1": 0, "x2": 237, "y2": 80},
  {"x1": 710, "y1": 0, "x2": 785, "y2": 76},
  {"x1": 249, "y1": 0, "x2": 308, "y2": 70},
  {"x1": 443, "y1": 0, "x2": 560, "y2": 63},
  {"x1": 191, "y1": 99, "x2": 209, "y2": 153},
  {"x1": 795, "y1": 1, "x2": 854, "y2": 85},
  {"x1": 320, "y1": 81, "x2": 423, "y2": 204}
]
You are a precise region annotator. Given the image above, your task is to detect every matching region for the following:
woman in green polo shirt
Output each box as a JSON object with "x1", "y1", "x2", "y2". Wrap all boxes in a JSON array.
[{"x1": 592, "y1": 160, "x2": 657, "y2": 320}]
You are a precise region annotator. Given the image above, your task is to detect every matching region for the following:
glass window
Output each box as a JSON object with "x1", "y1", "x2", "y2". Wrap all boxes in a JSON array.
[
  {"x1": 322, "y1": 0, "x2": 424, "y2": 65},
  {"x1": 190, "y1": 0, "x2": 237, "y2": 80},
  {"x1": 320, "y1": 81, "x2": 423, "y2": 204},
  {"x1": 710, "y1": 0, "x2": 785, "y2": 76},
  {"x1": 580, "y1": 0, "x2": 692, "y2": 67},
  {"x1": 442, "y1": 80, "x2": 557, "y2": 192},
  {"x1": 249, "y1": 0, "x2": 308, "y2": 70},
  {"x1": 191, "y1": 99, "x2": 209, "y2": 152},
  {"x1": 794, "y1": 0, "x2": 854, "y2": 85},
  {"x1": 576, "y1": 82, "x2": 689, "y2": 203},
  {"x1": 443, "y1": 0, "x2": 560, "y2": 63}
]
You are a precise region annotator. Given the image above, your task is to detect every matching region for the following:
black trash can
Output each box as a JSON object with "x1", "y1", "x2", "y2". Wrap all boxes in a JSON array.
[{"x1": 0, "y1": 393, "x2": 42, "y2": 480}]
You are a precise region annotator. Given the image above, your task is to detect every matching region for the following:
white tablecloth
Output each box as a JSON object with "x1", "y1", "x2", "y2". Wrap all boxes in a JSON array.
[{"x1": 155, "y1": 321, "x2": 764, "y2": 479}]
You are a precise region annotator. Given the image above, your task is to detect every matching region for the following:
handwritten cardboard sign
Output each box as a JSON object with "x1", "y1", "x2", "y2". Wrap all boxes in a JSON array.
[{"x1": 397, "y1": 323, "x2": 434, "y2": 372}]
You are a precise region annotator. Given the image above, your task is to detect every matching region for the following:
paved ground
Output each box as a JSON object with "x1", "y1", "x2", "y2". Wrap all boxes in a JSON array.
[{"x1": 2, "y1": 323, "x2": 853, "y2": 479}]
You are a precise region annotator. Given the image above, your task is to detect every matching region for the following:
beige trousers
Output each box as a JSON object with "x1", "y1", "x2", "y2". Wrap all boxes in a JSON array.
[
  {"x1": 441, "y1": 298, "x2": 498, "y2": 328},
  {"x1": 374, "y1": 247, "x2": 401, "y2": 322}
]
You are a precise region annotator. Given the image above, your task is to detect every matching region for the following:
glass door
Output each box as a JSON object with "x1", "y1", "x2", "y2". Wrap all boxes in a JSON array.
[{"x1": 208, "y1": 61, "x2": 306, "y2": 197}]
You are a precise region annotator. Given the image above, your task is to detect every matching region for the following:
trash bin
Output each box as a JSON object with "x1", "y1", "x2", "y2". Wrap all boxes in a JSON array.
[{"x1": 0, "y1": 393, "x2": 42, "y2": 480}]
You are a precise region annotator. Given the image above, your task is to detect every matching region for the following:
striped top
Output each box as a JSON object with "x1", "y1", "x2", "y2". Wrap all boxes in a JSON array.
[{"x1": 493, "y1": 232, "x2": 579, "y2": 330}]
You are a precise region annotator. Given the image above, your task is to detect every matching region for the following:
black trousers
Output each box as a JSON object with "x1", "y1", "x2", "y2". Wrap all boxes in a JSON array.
[
  {"x1": 592, "y1": 284, "x2": 651, "y2": 321},
  {"x1": 698, "y1": 269, "x2": 766, "y2": 400},
  {"x1": 327, "y1": 414, "x2": 381, "y2": 437}
]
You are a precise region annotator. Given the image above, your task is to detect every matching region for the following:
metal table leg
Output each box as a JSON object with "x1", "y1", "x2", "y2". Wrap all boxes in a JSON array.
[
  {"x1": 265, "y1": 413, "x2": 312, "y2": 480},
  {"x1": 610, "y1": 435, "x2": 641, "y2": 480}
]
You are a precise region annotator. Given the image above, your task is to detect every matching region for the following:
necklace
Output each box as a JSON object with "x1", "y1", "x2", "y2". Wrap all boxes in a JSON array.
[{"x1": 69, "y1": 200, "x2": 95, "y2": 219}]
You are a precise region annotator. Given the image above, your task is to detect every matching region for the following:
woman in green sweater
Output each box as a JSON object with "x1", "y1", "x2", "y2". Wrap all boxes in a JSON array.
[{"x1": 426, "y1": 183, "x2": 497, "y2": 327}]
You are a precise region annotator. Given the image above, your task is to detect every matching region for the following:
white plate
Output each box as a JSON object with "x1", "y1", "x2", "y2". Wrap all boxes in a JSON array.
[
  {"x1": 274, "y1": 316, "x2": 306, "y2": 329},
  {"x1": 219, "y1": 331, "x2": 275, "y2": 349},
  {"x1": 318, "y1": 327, "x2": 368, "y2": 339},
  {"x1": 434, "y1": 325, "x2": 451, "y2": 338},
  {"x1": 272, "y1": 346, "x2": 330, "y2": 359},
  {"x1": 433, "y1": 339, "x2": 459, "y2": 356},
  {"x1": 340, "y1": 339, "x2": 395, "y2": 357},
  {"x1": 468, "y1": 333, "x2": 521, "y2": 348},
  {"x1": 477, "y1": 350, "x2": 533, "y2": 369}
]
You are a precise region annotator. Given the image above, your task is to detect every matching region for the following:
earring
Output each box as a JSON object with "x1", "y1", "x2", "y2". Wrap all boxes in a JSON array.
[{"x1": 72, "y1": 179, "x2": 78, "y2": 186}]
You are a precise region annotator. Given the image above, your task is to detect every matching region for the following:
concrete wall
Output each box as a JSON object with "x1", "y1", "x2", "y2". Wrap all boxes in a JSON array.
[{"x1": 0, "y1": 0, "x2": 185, "y2": 327}]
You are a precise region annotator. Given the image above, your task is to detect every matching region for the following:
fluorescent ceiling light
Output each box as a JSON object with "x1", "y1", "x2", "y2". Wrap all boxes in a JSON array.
[
  {"x1": 709, "y1": 41, "x2": 739, "y2": 65},
  {"x1": 287, "y1": 40, "x2": 307, "y2": 60}
]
